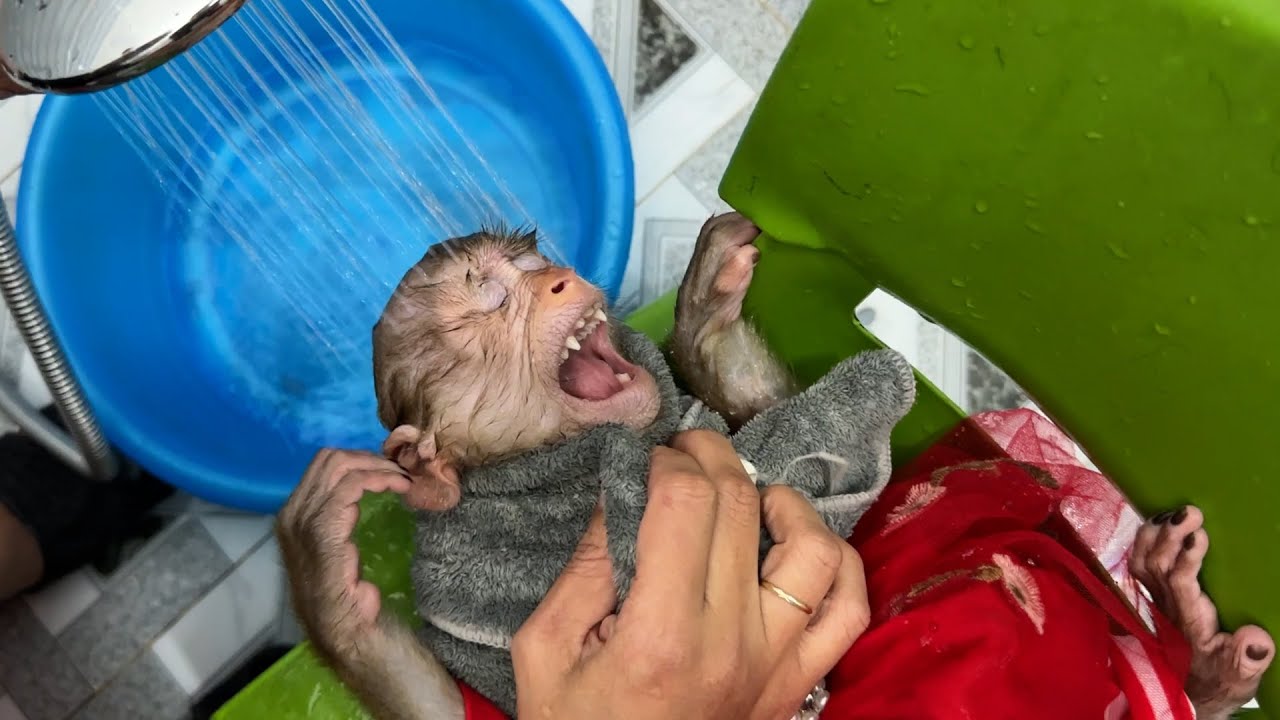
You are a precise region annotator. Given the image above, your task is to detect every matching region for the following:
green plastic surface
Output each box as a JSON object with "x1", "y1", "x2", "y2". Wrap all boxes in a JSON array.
[{"x1": 717, "y1": 0, "x2": 1279, "y2": 713}]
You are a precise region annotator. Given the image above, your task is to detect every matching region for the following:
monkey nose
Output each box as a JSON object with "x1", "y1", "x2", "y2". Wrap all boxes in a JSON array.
[{"x1": 537, "y1": 268, "x2": 585, "y2": 304}]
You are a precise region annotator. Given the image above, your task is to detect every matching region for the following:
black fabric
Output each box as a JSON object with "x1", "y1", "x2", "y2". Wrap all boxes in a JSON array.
[{"x1": 0, "y1": 406, "x2": 174, "y2": 589}]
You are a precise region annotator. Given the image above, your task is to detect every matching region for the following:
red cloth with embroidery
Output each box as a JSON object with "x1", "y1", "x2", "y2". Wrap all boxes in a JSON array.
[{"x1": 460, "y1": 410, "x2": 1195, "y2": 719}]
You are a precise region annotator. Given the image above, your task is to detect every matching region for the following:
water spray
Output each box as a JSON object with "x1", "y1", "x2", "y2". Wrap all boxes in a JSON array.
[{"x1": 0, "y1": 0, "x2": 250, "y2": 479}]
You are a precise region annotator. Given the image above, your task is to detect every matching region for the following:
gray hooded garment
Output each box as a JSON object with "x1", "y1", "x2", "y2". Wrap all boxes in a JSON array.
[{"x1": 412, "y1": 323, "x2": 917, "y2": 714}]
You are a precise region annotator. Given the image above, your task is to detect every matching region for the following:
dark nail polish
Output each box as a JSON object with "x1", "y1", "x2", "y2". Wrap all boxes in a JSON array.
[
  {"x1": 1151, "y1": 510, "x2": 1173, "y2": 524},
  {"x1": 1248, "y1": 645, "x2": 1270, "y2": 662},
  {"x1": 1182, "y1": 534, "x2": 1195, "y2": 551},
  {"x1": 1170, "y1": 506, "x2": 1188, "y2": 525}
]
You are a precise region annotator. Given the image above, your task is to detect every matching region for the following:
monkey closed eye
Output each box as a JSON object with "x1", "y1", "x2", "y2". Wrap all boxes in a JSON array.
[{"x1": 372, "y1": 227, "x2": 663, "y2": 487}]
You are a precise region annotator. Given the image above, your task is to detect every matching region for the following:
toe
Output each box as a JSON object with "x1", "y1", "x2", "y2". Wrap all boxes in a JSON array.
[
  {"x1": 1233, "y1": 626, "x2": 1275, "y2": 681},
  {"x1": 1130, "y1": 518, "x2": 1161, "y2": 583},
  {"x1": 1168, "y1": 528, "x2": 1208, "y2": 604},
  {"x1": 1147, "y1": 505, "x2": 1203, "y2": 578}
]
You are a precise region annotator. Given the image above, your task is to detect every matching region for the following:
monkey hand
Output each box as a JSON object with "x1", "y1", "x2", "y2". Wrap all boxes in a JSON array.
[
  {"x1": 672, "y1": 212, "x2": 794, "y2": 428},
  {"x1": 675, "y1": 211, "x2": 762, "y2": 351},
  {"x1": 277, "y1": 449, "x2": 413, "y2": 662}
]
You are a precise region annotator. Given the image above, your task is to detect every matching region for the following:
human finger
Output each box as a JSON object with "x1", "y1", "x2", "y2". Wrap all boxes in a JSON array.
[
  {"x1": 793, "y1": 542, "x2": 870, "y2": 679},
  {"x1": 671, "y1": 430, "x2": 761, "y2": 617},
  {"x1": 757, "y1": 486, "x2": 845, "y2": 646},
  {"x1": 626, "y1": 445, "x2": 719, "y2": 628},
  {"x1": 515, "y1": 503, "x2": 617, "y2": 677}
]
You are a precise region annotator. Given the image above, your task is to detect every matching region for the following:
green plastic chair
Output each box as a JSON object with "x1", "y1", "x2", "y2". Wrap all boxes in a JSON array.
[{"x1": 217, "y1": 0, "x2": 1280, "y2": 714}]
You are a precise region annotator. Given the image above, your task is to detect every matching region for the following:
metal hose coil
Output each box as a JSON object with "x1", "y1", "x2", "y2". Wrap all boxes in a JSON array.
[{"x1": 0, "y1": 200, "x2": 117, "y2": 480}]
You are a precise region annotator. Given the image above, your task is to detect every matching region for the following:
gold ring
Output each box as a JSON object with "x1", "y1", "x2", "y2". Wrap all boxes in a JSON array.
[{"x1": 760, "y1": 579, "x2": 814, "y2": 615}]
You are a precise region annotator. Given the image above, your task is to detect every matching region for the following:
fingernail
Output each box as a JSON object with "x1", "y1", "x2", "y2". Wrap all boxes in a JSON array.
[
  {"x1": 1182, "y1": 534, "x2": 1195, "y2": 551},
  {"x1": 1248, "y1": 645, "x2": 1270, "y2": 661},
  {"x1": 1151, "y1": 510, "x2": 1174, "y2": 524},
  {"x1": 1170, "y1": 506, "x2": 1188, "y2": 525}
]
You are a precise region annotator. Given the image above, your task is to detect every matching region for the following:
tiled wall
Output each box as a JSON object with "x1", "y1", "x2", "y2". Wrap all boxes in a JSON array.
[{"x1": 0, "y1": 1, "x2": 1031, "y2": 718}]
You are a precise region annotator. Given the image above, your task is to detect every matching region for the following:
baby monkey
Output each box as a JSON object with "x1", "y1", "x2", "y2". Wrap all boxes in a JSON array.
[
  {"x1": 285, "y1": 214, "x2": 799, "y2": 716},
  {"x1": 372, "y1": 213, "x2": 792, "y2": 515}
]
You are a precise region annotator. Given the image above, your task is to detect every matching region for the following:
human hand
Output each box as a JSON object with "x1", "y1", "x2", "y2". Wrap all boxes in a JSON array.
[
  {"x1": 512, "y1": 430, "x2": 870, "y2": 720},
  {"x1": 276, "y1": 449, "x2": 412, "y2": 662}
]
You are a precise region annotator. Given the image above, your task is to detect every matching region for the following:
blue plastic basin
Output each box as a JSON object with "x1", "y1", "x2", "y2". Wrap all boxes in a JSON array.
[{"x1": 16, "y1": 0, "x2": 633, "y2": 513}]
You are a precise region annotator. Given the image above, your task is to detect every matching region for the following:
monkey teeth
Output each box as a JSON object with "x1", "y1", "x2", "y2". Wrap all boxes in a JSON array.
[
  {"x1": 561, "y1": 303, "x2": 609, "y2": 362},
  {"x1": 615, "y1": 372, "x2": 632, "y2": 383}
]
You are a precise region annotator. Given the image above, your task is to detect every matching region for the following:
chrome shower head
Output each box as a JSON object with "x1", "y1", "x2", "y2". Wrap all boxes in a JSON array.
[{"x1": 0, "y1": 0, "x2": 248, "y2": 95}]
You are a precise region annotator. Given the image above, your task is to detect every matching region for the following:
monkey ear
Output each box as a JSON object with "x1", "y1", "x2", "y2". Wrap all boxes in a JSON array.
[{"x1": 382, "y1": 425, "x2": 461, "y2": 512}]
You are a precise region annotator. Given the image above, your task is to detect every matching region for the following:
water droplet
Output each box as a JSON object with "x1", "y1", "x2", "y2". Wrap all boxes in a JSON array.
[
  {"x1": 832, "y1": 94, "x2": 848, "y2": 106},
  {"x1": 965, "y1": 298, "x2": 978, "y2": 309},
  {"x1": 1244, "y1": 214, "x2": 1261, "y2": 226},
  {"x1": 870, "y1": 0, "x2": 891, "y2": 5},
  {"x1": 1024, "y1": 198, "x2": 1039, "y2": 209},
  {"x1": 959, "y1": 35, "x2": 977, "y2": 50},
  {"x1": 890, "y1": 212, "x2": 903, "y2": 222},
  {"x1": 1107, "y1": 242, "x2": 1130, "y2": 259},
  {"x1": 1154, "y1": 322, "x2": 1172, "y2": 336},
  {"x1": 1018, "y1": 289, "x2": 1034, "y2": 300},
  {"x1": 1100, "y1": 93, "x2": 1110, "y2": 102},
  {"x1": 1220, "y1": 15, "x2": 1233, "y2": 27},
  {"x1": 951, "y1": 277, "x2": 968, "y2": 288},
  {"x1": 1034, "y1": 23, "x2": 1050, "y2": 36},
  {"x1": 1117, "y1": 200, "x2": 1127, "y2": 209},
  {"x1": 1188, "y1": 295, "x2": 1198, "y2": 305},
  {"x1": 1095, "y1": 74, "x2": 1111, "y2": 85},
  {"x1": 1084, "y1": 131, "x2": 1104, "y2": 141},
  {"x1": 886, "y1": 49, "x2": 900, "y2": 60},
  {"x1": 1028, "y1": 85, "x2": 1039, "y2": 94},
  {"x1": 1025, "y1": 220, "x2": 1045, "y2": 234},
  {"x1": 894, "y1": 83, "x2": 930, "y2": 96},
  {"x1": 799, "y1": 81, "x2": 812, "y2": 90},
  {"x1": 974, "y1": 200, "x2": 990, "y2": 214}
]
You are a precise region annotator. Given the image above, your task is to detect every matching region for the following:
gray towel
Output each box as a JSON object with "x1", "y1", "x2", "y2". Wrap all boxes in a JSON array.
[{"x1": 412, "y1": 323, "x2": 916, "y2": 714}]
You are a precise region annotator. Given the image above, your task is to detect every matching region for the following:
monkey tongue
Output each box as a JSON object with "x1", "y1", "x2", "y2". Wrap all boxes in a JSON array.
[{"x1": 558, "y1": 327, "x2": 628, "y2": 401}]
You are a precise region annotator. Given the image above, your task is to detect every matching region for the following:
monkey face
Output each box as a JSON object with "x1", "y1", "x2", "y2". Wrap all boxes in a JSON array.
[{"x1": 373, "y1": 229, "x2": 661, "y2": 466}]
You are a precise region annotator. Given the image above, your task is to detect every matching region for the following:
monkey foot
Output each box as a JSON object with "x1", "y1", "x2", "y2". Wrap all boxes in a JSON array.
[{"x1": 1129, "y1": 505, "x2": 1275, "y2": 719}]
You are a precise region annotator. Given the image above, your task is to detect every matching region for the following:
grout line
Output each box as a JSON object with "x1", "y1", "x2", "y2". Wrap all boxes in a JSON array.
[
  {"x1": 633, "y1": 99, "x2": 750, "y2": 207},
  {"x1": 752, "y1": 0, "x2": 794, "y2": 31}
]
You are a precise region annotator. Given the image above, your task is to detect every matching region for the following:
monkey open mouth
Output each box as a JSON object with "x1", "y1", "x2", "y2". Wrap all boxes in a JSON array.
[{"x1": 557, "y1": 304, "x2": 642, "y2": 401}]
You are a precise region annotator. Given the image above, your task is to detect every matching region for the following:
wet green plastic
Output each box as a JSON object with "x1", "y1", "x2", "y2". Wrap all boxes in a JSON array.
[
  {"x1": 716, "y1": 0, "x2": 1279, "y2": 713},
  {"x1": 218, "y1": 0, "x2": 1280, "y2": 712}
]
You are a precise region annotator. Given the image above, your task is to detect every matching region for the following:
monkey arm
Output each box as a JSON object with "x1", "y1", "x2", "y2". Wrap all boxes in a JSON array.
[
  {"x1": 670, "y1": 318, "x2": 797, "y2": 431},
  {"x1": 322, "y1": 612, "x2": 465, "y2": 720}
]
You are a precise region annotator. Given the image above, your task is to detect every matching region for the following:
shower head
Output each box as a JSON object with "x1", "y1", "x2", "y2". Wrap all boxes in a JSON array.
[{"x1": 0, "y1": 0, "x2": 248, "y2": 95}]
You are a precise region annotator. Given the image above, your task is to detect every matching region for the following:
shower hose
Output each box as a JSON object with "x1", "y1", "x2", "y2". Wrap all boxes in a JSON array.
[{"x1": 0, "y1": 199, "x2": 118, "y2": 480}]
